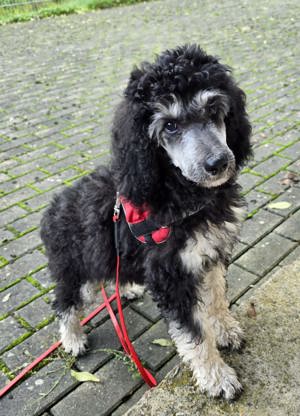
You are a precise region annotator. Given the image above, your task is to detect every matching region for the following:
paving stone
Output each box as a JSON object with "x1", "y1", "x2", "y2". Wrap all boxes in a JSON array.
[
  {"x1": 252, "y1": 142, "x2": 281, "y2": 164},
  {"x1": 245, "y1": 189, "x2": 273, "y2": 214},
  {"x1": 0, "y1": 359, "x2": 78, "y2": 416},
  {"x1": 7, "y1": 157, "x2": 52, "y2": 177},
  {"x1": 131, "y1": 292, "x2": 161, "y2": 323},
  {"x1": 30, "y1": 266, "x2": 53, "y2": 288},
  {"x1": 236, "y1": 233, "x2": 297, "y2": 276},
  {"x1": 11, "y1": 211, "x2": 43, "y2": 234},
  {"x1": 274, "y1": 210, "x2": 300, "y2": 241},
  {"x1": 266, "y1": 186, "x2": 300, "y2": 217},
  {"x1": 0, "y1": 369, "x2": 9, "y2": 390},
  {"x1": 1, "y1": 228, "x2": 15, "y2": 245},
  {"x1": 0, "y1": 187, "x2": 38, "y2": 211},
  {"x1": 51, "y1": 358, "x2": 141, "y2": 416},
  {"x1": 0, "y1": 205, "x2": 28, "y2": 228},
  {"x1": 2, "y1": 321, "x2": 58, "y2": 373},
  {"x1": 257, "y1": 170, "x2": 292, "y2": 195},
  {"x1": 111, "y1": 354, "x2": 179, "y2": 416},
  {"x1": 17, "y1": 297, "x2": 54, "y2": 328},
  {"x1": 227, "y1": 263, "x2": 259, "y2": 303},
  {"x1": 0, "y1": 316, "x2": 28, "y2": 353},
  {"x1": 272, "y1": 128, "x2": 299, "y2": 146},
  {"x1": 133, "y1": 319, "x2": 175, "y2": 371},
  {"x1": 231, "y1": 241, "x2": 248, "y2": 260},
  {"x1": 0, "y1": 280, "x2": 40, "y2": 316},
  {"x1": 77, "y1": 306, "x2": 151, "y2": 372},
  {"x1": 35, "y1": 168, "x2": 79, "y2": 191},
  {"x1": 286, "y1": 159, "x2": 300, "y2": 174},
  {"x1": 240, "y1": 208, "x2": 283, "y2": 245},
  {"x1": 0, "y1": 171, "x2": 47, "y2": 194},
  {"x1": 0, "y1": 230, "x2": 41, "y2": 260},
  {"x1": 0, "y1": 250, "x2": 47, "y2": 289},
  {"x1": 278, "y1": 141, "x2": 300, "y2": 160},
  {"x1": 252, "y1": 156, "x2": 291, "y2": 177},
  {"x1": 279, "y1": 245, "x2": 300, "y2": 266},
  {"x1": 238, "y1": 173, "x2": 263, "y2": 194},
  {"x1": 23, "y1": 189, "x2": 60, "y2": 211}
]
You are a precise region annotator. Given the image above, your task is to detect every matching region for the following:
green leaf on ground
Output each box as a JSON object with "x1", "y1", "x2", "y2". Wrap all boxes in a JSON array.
[
  {"x1": 267, "y1": 201, "x2": 291, "y2": 210},
  {"x1": 70, "y1": 369, "x2": 100, "y2": 383},
  {"x1": 152, "y1": 338, "x2": 173, "y2": 347}
]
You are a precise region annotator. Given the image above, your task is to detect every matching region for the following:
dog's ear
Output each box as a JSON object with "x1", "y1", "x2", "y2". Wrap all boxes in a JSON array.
[
  {"x1": 225, "y1": 86, "x2": 252, "y2": 169},
  {"x1": 111, "y1": 99, "x2": 160, "y2": 206}
]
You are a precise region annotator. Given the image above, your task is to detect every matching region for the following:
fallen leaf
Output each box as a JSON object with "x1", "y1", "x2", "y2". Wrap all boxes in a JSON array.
[
  {"x1": 152, "y1": 338, "x2": 173, "y2": 347},
  {"x1": 247, "y1": 302, "x2": 257, "y2": 319},
  {"x1": 70, "y1": 369, "x2": 100, "y2": 383},
  {"x1": 267, "y1": 201, "x2": 291, "y2": 210},
  {"x1": 2, "y1": 293, "x2": 11, "y2": 303},
  {"x1": 279, "y1": 172, "x2": 299, "y2": 186}
]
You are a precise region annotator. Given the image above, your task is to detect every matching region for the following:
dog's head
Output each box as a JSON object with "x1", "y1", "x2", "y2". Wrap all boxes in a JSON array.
[{"x1": 112, "y1": 44, "x2": 252, "y2": 205}]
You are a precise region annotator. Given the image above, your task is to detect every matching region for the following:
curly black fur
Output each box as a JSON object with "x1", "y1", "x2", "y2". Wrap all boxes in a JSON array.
[{"x1": 41, "y1": 44, "x2": 251, "y2": 351}]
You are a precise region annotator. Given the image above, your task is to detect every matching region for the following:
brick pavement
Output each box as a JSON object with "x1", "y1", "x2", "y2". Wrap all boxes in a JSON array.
[{"x1": 0, "y1": 0, "x2": 299, "y2": 414}]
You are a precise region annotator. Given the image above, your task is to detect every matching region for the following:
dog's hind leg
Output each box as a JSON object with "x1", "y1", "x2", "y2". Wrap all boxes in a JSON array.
[
  {"x1": 59, "y1": 306, "x2": 88, "y2": 356},
  {"x1": 55, "y1": 280, "x2": 89, "y2": 357},
  {"x1": 201, "y1": 263, "x2": 244, "y2": 351},
  {"x1": 119, "y1": 282, "x2": 145, "y2": 300}
]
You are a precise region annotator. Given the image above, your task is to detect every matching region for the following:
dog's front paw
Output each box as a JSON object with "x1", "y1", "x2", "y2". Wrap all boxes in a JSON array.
[
  {"x1": 195, "y1": 362, "x2": 242, "y2": 401},
  {"x1": 61, "y1": 331, "x2": 88, "y2": 357}
]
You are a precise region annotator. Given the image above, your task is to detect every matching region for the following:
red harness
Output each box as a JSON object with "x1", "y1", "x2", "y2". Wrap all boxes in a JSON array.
[{"x1": 119, "y1": 195, "x2": 171, "y2": 245}]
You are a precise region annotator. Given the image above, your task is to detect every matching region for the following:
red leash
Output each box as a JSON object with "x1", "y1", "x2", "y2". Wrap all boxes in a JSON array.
[
  {"x1": 101, "y1": 255, "x2": 157, "y2": 387},
  {"x1": 0, "y1": 200, "x2": 157, "y2": 399}
]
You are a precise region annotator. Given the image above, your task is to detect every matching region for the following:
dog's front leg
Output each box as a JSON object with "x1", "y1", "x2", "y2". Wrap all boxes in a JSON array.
[
  {"x1": 168, "y1": 305, "x2": 242, "y2": 400},
  {"x1": 202, "y1": 263, "x2": 244, "y2": 350}
]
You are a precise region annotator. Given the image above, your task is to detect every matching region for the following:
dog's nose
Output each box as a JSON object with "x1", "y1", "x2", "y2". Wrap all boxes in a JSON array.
[{"x1": 205, "y1": 155, "x2": 228, "y2": 175}]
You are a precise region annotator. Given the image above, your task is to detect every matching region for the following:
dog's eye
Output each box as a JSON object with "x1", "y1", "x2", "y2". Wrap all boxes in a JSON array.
[{"x1": 164, "y1": 121, "x2": 178, "y2": 134}]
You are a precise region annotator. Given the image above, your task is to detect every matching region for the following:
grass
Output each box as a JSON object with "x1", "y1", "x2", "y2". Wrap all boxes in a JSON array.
[{"x1": 0, "y1": 0, "x2": 150, "y2": 24}]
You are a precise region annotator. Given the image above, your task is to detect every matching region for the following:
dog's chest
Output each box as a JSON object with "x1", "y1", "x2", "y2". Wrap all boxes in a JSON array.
[{"x1": 179, "y1": 219, "x2": 239, "y2": 275}]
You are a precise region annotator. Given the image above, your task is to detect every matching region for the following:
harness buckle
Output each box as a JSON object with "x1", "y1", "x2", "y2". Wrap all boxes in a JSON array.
[{"x1": 113, "y1": 192, "x2": 121, "y2": 222}]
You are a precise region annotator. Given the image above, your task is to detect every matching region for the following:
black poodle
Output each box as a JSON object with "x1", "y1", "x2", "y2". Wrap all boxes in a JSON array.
[{"x1": 41, "y1": 44, "x2": 252, "y2": 400}]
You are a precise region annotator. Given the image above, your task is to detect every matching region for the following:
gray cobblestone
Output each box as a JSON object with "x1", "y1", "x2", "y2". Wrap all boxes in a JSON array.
[
  {"x1": 266, "y1": 187, "x2": 300, "y2": 217},
  {"x1": 0, "y1": 280, "x2": 40, "y2": 316},
  {"x1": 226, "y1": 263, "x2": 259, "y2": 303},
  {"x1": 257, "y1": 170, "x2": 293, "y2": 195},
  {"x1": 2, "y1": 321, "x2": 58, "y2": 373},
  {"x1": 240, "y1": 208, "x2": 283, "y2": 246},
  {"x1": 133, "y1": 319, "x2": 175, "y2": 371},
  {"x1": 51, "y1": 358, "x2": 141, "y2": 416},
  {"x1": 0, "y1": 230, "x2": 41, "y2": 260},
  {"x1": 245, "y1": 189, "x2": 273, "y2": 214},
  {"x1": 17, "y1": 297, "x2": 54, "y2": 328},
  {"x1": 252, "y1": 156, "x2": 291, "y2": 177},
  {"x1": 238, "y1": 173, "x2": 263, "y2": 194},
  {"x1": 0, "y1": 205, "x2": 28, "y2": 228},
  {"x1": 274, "y1": 210, "x2": 300, "y2": 241},
  {"x1": 236, "y1": 233, "x2": 297, "y2": 276},
  {"x1": 0, "y1": 359, "x2": 78, "y2": 416},
  {"x1": 0, "y1": 316, "x2": 29, "y2": 353}
]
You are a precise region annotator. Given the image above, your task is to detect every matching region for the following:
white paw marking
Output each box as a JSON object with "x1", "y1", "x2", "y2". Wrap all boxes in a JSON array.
[
  {"x1": 119, "y1": 283, "x2": 145, "y2": 300},
  {"x1": 195, "y1": 361, "x2": 242, "y2": 400}
]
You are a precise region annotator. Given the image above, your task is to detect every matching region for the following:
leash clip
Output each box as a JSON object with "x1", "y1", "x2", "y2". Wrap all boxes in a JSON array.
[{"x1": 113, "y1": 192, "x2": 121, "y2": 222}]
